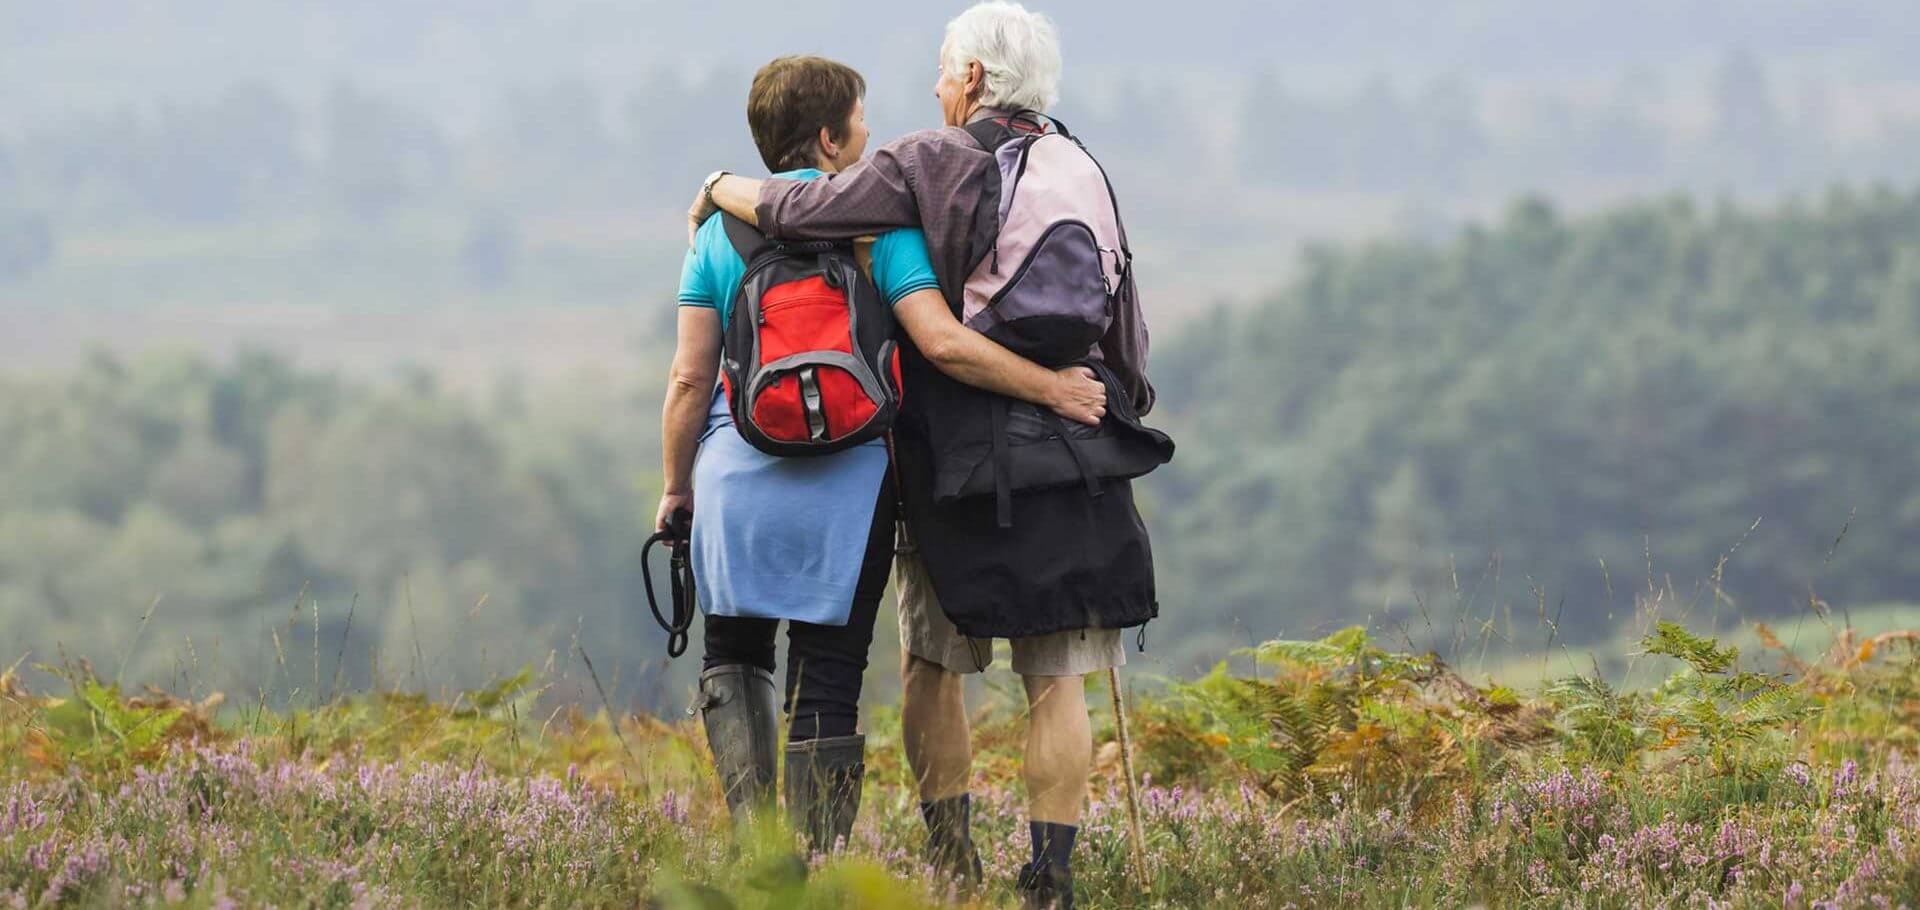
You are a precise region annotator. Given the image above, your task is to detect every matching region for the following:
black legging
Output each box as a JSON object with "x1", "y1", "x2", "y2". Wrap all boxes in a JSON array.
[{"x1": 702, "y1": 473, "x2": 895, "y2": 742}]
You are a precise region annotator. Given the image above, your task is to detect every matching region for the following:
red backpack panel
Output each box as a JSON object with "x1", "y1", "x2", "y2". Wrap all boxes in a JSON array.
[{"x1": 719, "y1": 214, "x2": 902, "y2": 457}]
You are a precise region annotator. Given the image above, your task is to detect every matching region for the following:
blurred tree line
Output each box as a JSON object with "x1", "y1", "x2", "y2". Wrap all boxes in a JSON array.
[
  {"x1": 6, "y1": 186, "x2": 1920, "y2": 695},
  {"x1": 1234, "y1": 49, "x2": 1867, "y2": 196},
  {"x1": 1151, "y1": 185, "x2": 1920, "y2": 663},
  {"x1": 0, "y1": 351, "x2": 668, "y2": 700},
  {"x1": 4, "y1": 51, "x2": 1920, "y2": 293}
]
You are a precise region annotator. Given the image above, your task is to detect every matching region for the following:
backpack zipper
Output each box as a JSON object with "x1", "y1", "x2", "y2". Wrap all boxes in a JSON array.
[{"x1": 748, "y1": 257, "x2": 849, "y2": 325}]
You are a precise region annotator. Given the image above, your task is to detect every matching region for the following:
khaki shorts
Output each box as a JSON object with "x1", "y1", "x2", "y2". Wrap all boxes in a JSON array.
[{"x1": 894, "y1": 543, "x2": 1125, "y2": 677}]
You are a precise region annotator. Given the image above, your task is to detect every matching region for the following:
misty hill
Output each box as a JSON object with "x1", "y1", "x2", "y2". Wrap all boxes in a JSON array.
[
  {"x1": 1149, "y1": 185, "x2": 1920, "y2": 667},
  {"x1": 5, "y1": 184, "x2": 1920, "y2": 704},
  {"x1": 7, "y1": 1, "x2": 1920, "y2": 329}
]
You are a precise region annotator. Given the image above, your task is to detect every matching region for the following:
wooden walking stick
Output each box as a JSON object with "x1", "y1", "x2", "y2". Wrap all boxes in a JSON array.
[{"x1": 1106, "y1": 666, "x2": 1150, "y2": 891}]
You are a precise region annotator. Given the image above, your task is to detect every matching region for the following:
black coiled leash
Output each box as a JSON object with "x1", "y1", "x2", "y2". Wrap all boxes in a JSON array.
[{"x1": 643, "y1": 508, "x2": 696, "y2": 658}]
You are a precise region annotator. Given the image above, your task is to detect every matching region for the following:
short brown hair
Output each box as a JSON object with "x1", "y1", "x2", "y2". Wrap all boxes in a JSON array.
[{"x1": 746, "y1": 56, "x2": 866, "y2": 173}]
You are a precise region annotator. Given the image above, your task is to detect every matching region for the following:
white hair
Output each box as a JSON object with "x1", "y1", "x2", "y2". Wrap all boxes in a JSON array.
[{"x1": 943, "y1": 2, "x2": 1062, "y2": 113}]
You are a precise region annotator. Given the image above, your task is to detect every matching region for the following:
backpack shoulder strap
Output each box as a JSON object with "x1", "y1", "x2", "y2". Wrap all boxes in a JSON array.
[
  {"x1": 963, "y1": 117, "x2": 1011, "y2": 152},
  {"x1": 963, "y1": 110, "x2": 1051, "y2": 152},
  {"x1": 1036, "y1": 111, "x2": 1074, "y2": 141},
  {"x1": 719, "y1": 212, "x2": 769, "y2": 264},
  {"x1": 722, "y1": 211, "x2": 850, "y2": 264}
]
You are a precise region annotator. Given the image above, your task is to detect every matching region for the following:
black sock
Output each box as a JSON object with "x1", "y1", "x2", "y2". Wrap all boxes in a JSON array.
[
  {"x1": 921, "y1": 793, "x2": 972, "y2": 837},
  {"x1": 1028, "y1": 820, "x2": 1078, "y2": 872}
]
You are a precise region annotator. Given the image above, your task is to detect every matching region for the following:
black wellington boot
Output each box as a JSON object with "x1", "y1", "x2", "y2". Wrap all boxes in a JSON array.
[
  {"x1": 921, "y1": 794, "x2": 985, "y2": 886},
  {"x1": 783, "y1": 733, "x2": 865, "y2": 853},
  {"x1": 1016, "y1": 821, "x2": 1078, "y2": 910},
  {"x1": 696, "y1": 663, "x2": 780, "y2": 823}
]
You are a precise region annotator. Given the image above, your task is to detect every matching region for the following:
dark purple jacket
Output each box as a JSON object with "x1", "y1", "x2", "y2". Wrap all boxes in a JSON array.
[{"x1": 754, "y1": 110, "x2": 1155, "y2": 415}]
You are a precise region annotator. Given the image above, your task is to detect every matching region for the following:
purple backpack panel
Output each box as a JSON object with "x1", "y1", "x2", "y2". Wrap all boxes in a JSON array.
[{"x1": 962, "y1": 131, "x2": 1126, "y2": 365}]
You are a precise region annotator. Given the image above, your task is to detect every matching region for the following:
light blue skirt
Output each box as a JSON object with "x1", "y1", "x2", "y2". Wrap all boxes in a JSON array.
[{"x1": 688, "y1": 389, "x2": 888, "y2": 626}]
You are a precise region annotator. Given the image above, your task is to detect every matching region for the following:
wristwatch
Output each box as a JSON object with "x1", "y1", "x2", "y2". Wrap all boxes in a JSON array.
[{"x1": 702, "y1": 170, "x2": 731, "y2": 207}]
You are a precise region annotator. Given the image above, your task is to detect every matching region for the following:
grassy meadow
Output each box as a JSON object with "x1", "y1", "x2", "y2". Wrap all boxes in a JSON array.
[
  {"x1": 13, "y1": 9, "x2": 1920, "y2": 908},
  {"x1": 4, "y1": 608, "x2": 1920, "y2": 909}
]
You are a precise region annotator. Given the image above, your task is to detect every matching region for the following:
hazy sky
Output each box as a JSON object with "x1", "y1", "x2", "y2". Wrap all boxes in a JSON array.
[
  {"x1": 6, "y1": 0, "x2": 1919, "y2": 132},
  {"x1": 6, "y1": 0, "x2": 1920, "y2": 346}
]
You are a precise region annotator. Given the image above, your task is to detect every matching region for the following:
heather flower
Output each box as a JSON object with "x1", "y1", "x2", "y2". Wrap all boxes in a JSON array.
[{"x1": 1833, "y1": 759, "x2": 1859, "y2": 801}]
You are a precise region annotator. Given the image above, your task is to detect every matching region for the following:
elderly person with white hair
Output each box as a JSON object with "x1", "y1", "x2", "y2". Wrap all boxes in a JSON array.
[{"x1": 690, "y1": 4, "x2": 1160, "y2": 907}]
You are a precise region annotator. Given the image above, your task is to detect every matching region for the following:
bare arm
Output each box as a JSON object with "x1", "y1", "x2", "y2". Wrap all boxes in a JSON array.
[
  {"x1": 894, "y1": 290, "x2": 1106, "y2": 426},
  {"x1": 657, "y1": 307, "x2": 722, "y2": 531}
]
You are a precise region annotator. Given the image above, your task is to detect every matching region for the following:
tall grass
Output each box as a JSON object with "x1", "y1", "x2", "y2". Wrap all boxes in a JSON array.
[{"x1": 3, "y1": 617, "x2": 1919, "y2": 907}]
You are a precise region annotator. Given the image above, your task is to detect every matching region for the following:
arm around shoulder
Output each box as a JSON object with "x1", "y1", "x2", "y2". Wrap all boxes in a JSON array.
[{"x1": 755, "y1": 130, "x2": 948, "y2": 240}]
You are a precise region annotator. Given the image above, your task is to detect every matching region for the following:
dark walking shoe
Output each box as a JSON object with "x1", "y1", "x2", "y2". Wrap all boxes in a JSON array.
[
  {"x1": 783, "y1": 733, "x2": 865, "y2": 853},
  {"x1": 1017, "y1": 821, "x2": 1078, "y2": 910},
  {"x1": 696, "y1": 663, "x2": 780, "y2": 823},
  {"x1": 1016, "y1": 861, "x2": 1074, "y2": 910},
  {"x1": 920, "y1": 794, "x2": 985, "y2": 886}
]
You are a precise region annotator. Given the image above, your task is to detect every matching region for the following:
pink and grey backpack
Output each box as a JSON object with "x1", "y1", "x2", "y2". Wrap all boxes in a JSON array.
[
  {"x1": 913, "y1": 112, "x2": 1171, "y2": 530},
  {"x1": 961, "y1": 112, "x2": 1130, "y2": 367}
]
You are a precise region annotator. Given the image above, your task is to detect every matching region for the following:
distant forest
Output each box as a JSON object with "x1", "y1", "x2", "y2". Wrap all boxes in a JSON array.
[
  {"x1": 6, "y1": 186, "x2": 1920, "y2": 700},
  {"x1": 1152, "y1": 186, "x2": 1920, "y2": 662},
  {"x1": 5, "y1": 48, "x2": 1920, "y2": 306},
  {"x1": 7, "y1": 2, "x2": 1920, "y2": 699}
]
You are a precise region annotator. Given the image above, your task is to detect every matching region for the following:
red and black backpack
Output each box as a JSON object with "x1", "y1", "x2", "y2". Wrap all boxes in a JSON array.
[{"x1": 718, "y1": 213, "x2": 903, "y2": 457}]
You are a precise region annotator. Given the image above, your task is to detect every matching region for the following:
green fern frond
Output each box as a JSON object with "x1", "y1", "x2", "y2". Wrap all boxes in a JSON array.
[
  {"x1": 1546, "y1": 674, "x2": 1617, "y2": 711},
  {"x1": 1245, "y1": 638, "x2": 1349, "y2": 669},
  {"x1": 1736, "y1": 685, "x2": 1810, "y2": 724},
  {"x1": 1642, "y1": 621, "x2": 1739, "y2": 675}
]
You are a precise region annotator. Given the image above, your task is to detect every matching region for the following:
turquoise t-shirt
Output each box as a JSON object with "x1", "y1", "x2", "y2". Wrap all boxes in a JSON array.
[
  {"x1": 674, "y1": 168, "x2": 934, "y2": 626},
  {"x1": 676, "y1": 168, "x2": 940, "y2": 324}
]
